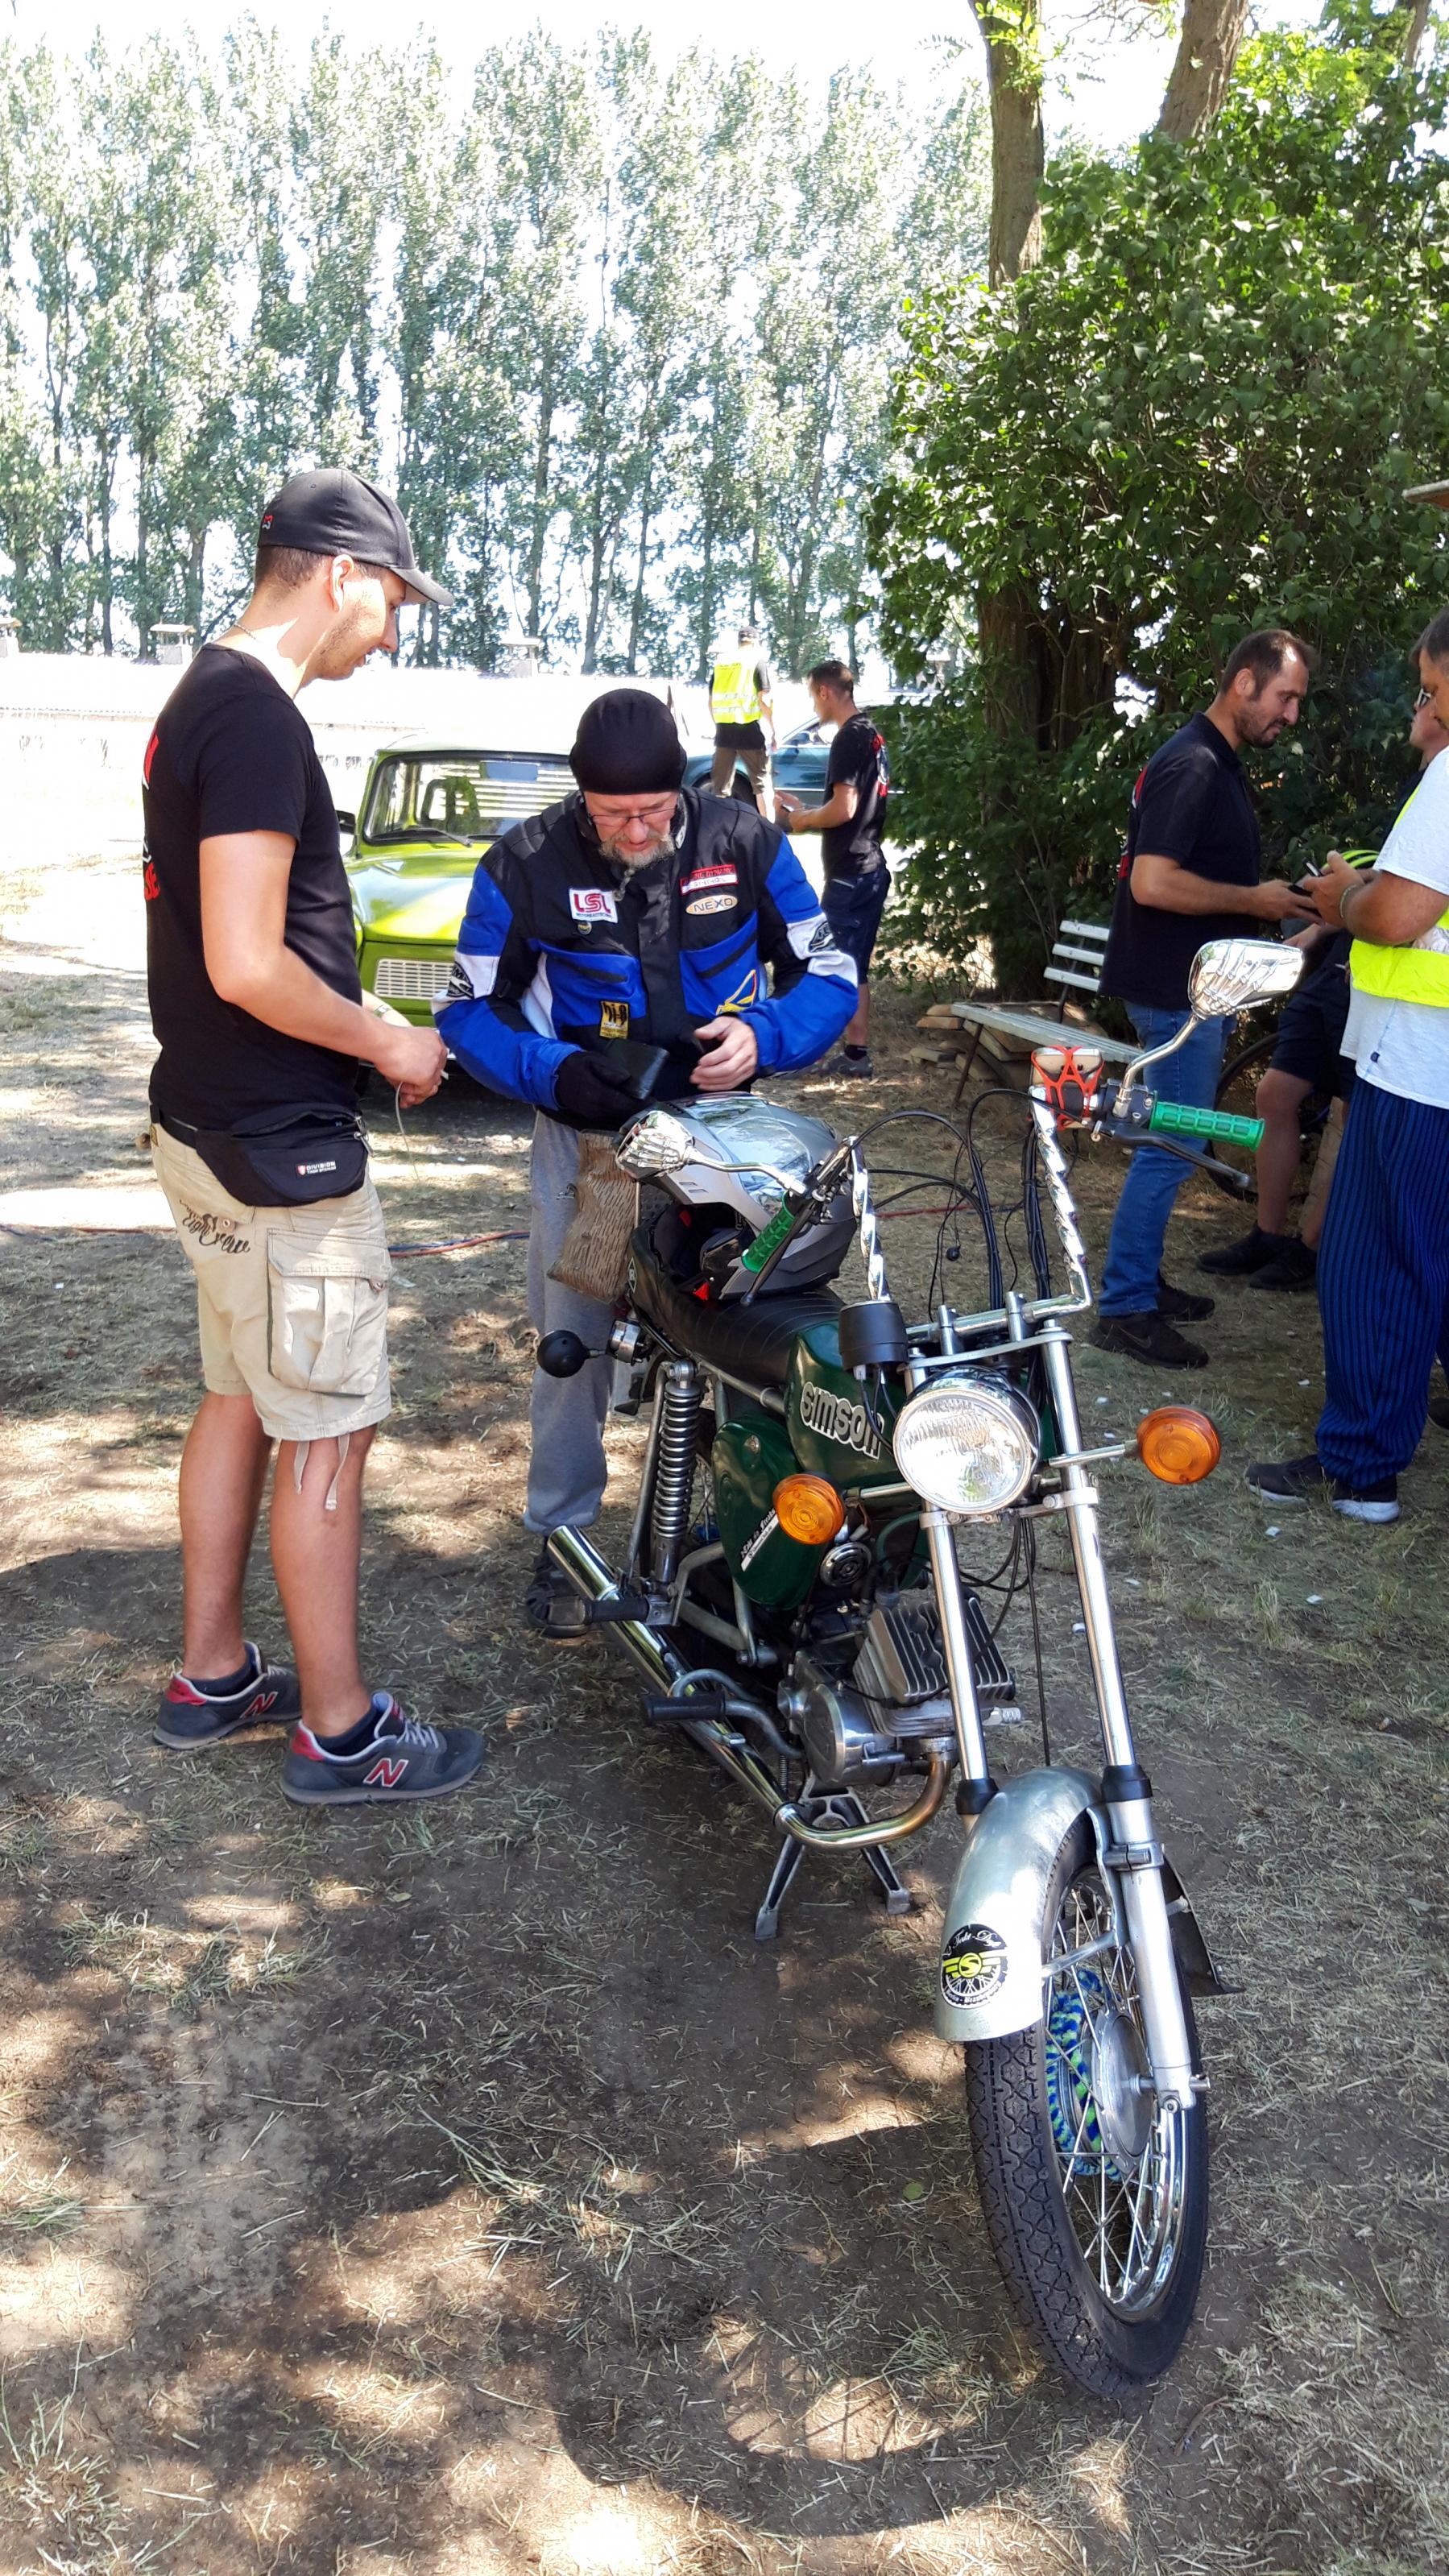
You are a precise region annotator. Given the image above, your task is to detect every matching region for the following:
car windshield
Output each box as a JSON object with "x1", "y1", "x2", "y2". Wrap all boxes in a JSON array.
[{"x1": 360, "y1": 752, "x2": 572, "y2": 845}]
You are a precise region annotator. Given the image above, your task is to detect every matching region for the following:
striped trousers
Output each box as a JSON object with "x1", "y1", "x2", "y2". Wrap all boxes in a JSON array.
[{"x1": 1316, "y1": 1077, "x2": 1449, "y2": 1485}]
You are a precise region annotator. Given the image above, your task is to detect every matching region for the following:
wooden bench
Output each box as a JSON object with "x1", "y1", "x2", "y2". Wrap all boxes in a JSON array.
[{"x1": 946, "y1": 920, "x2": 1129, "y2": 1102}]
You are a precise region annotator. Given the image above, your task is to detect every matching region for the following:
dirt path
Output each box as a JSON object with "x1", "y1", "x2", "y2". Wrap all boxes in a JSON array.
[{"x1": 1, "y1": 855, "x2": 1446, "y2": 2576}]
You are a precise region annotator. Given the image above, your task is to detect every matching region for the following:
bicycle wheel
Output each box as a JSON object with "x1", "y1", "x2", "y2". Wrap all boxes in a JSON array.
[{"x1": 1207, "y1": 1037, "x2": 1331, "y2": 1195}]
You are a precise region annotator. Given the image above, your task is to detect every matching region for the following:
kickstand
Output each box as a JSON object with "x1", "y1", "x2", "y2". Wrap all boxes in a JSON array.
[{"x1": 754, "y1": 1775, "x2": 913, "y2": 1941}]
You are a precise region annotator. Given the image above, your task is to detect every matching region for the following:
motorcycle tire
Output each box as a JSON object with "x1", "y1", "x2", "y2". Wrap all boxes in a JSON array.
[{"x1": 963, "y1": 1817, "x2": 1208, "y2": 2397}]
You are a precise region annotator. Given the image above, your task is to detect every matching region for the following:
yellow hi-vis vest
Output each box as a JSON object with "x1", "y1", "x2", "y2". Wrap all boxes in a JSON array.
[
  {"x1": 712, "y1": 655, "x2": 763, "y2": 727},
  {"x1": 1344, "y1": 786, "x2": 1449, "y2": 1005},
  {"x1": 1350, "y1": 914, "x2": 1449, "y2": 1006}
]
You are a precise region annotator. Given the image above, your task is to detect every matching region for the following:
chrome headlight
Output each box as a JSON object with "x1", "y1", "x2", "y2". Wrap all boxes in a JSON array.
[{"x1": 892, "y1": 1375, "x2": 1038, "y2": 1515}]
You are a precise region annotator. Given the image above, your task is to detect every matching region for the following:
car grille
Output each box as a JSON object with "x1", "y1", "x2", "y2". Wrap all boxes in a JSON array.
[{"x1": 374, "y1": 956, "x2": 454, "y2": 1001}]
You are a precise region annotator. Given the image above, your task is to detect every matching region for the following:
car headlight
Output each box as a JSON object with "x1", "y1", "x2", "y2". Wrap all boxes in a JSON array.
[{"x1": 892, "y1": 1375, "x2": 1038, "y2": 1515}]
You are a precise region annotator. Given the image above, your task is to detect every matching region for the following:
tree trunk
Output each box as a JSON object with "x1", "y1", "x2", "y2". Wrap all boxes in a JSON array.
[
  {"x1": 627, "y1": 466, "x2": 655, "y2": 675},
  {"x1": 1156, "y1": 0, "x2": 1252, "y2": 142},
  {"x1": 971, "y1": 0, "x2": 1045, "y2": 288}
]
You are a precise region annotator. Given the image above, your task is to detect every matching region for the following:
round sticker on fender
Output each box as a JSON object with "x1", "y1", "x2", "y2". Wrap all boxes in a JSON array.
[{"x1": 941, "y1": 1921, "x2": 1008, "y2": 2007}]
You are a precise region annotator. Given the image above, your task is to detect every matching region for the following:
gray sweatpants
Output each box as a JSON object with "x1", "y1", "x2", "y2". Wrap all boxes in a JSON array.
[{"x1": 524, "y1": 1113, "x2": 616, "y2": 1535}]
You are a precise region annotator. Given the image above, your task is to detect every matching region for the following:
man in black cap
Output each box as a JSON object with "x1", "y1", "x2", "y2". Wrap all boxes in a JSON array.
[
  {"x1": 436, "y1": 685, "x2": 858, "y2": 1636},
  {"x1": 145, "y1": 466, "x2": 483, "y2": 1807}
]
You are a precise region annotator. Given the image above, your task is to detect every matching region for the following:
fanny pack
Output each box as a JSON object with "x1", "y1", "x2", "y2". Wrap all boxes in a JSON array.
[{"x1": 159, "y1": 1104, "x2": 369, "y2": 1208}]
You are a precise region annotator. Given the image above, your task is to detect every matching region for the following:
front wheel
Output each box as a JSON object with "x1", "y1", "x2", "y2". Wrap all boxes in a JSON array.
[{"x1": 963, "y1": 1820, "x2": 1208, "y2": 2396}]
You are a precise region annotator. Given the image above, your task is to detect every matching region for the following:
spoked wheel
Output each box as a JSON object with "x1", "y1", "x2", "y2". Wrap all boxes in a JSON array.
[{"x1": 963, "y1": 1820, "x2": 1208, "y2": 2396}]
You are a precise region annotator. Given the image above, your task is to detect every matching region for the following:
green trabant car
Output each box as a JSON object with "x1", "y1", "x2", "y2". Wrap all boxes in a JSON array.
[{"x1": 343, "y1": 739, "x2": 574, "y2": 1023}]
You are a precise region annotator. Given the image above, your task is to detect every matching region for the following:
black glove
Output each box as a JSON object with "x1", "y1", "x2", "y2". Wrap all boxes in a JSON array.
[{"x1": 552, "y1": 1049, "x2": 645, "y2": 1132}]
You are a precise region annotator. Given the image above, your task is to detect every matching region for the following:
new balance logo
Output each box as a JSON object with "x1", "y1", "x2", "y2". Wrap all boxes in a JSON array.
[
  {"x1": 362, "y1": 1755, "x2": 408, "y2": 1788},
  {"x1": 249, "y1": 1690, "x2": 279, "y2": 1717}
]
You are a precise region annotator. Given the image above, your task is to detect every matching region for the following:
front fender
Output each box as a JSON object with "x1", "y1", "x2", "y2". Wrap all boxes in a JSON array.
[{"x1": 934, "y1": 1766, "x2": 1097, "y2": 2044}]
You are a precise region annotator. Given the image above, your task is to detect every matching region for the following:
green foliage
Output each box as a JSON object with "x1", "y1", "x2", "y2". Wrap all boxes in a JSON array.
[
  {"x1": 0, "y1": 27, "x2": 989, "y2": 668},
  {"x1": 871, "y1": 16, "x2": 1449, "y2": 988}
]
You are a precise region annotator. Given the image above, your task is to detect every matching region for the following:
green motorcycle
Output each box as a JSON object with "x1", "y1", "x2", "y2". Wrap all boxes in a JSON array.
[{"x1": 536, "y1": 935, "x2": 1301, "y2": 2396}]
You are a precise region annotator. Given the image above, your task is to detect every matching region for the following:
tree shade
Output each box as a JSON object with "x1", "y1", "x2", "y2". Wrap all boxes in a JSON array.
[{"x1": 871, "y1": 14, "x2": 1449, "y2": 989}]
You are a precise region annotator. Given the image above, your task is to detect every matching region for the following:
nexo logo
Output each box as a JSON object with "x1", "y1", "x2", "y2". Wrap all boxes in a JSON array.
[{"x1": 799, "y1": 1381, "x2": 883, "y2": 1460}]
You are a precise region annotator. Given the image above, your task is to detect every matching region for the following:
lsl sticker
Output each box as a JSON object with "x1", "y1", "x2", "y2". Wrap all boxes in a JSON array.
[
  {"x1": 941, "y1": 1922, "x2": 1008, "y2": 2007},
  {"x1": 569, "y1": 886, "x2": 618, "y2": 924}
]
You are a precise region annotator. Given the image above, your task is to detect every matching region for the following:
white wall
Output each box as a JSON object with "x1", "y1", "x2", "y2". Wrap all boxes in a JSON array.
[{"x1": 0, "y1": 655, "x2": 818, "y2": 865}]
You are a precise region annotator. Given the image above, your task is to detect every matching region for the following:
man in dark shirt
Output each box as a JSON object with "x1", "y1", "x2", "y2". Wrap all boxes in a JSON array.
[
  {"x1": 776, "y1": 659, "x2": 891, "y2": 1075},
  {"x1": 1091, "y1": 628, "x2": 1316, "y2": 1368},
  {"x1": 145, "y1": 467, "x2": 482, "y2": 1808}
]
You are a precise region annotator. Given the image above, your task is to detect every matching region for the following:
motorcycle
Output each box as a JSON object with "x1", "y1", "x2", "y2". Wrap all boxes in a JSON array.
[{"x1": 536, "y1": 934, "x2": 1302, "y2": 2397}]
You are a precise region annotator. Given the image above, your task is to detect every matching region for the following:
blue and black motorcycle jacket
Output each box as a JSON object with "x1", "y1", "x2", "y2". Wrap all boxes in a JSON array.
[{"x1": 434, "y1": 789, "x2": 858, "y2": 1112}]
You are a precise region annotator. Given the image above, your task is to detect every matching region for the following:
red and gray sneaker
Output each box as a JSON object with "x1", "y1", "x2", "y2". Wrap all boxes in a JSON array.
[
  {"x1": 155, "y1": 1643, "x2": 300, "y2": 1750},
  {"x1": 281, "y1": 1694, "x2": 483, "y2": 1809}
]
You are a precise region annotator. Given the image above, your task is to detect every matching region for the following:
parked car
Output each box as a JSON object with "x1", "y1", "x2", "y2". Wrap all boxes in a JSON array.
[
  {"x1": 682, "y1": 719, "x2": 830, "y2": 807},
  {"x1": 343, "y1": 739, "x2": 573, "y2": 1024}
]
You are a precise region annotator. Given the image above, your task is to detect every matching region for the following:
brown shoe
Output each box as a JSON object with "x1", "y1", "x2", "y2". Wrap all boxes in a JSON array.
[{"x1": 1089, "y1": 1311, "x2": 1210, "y2": 1370}]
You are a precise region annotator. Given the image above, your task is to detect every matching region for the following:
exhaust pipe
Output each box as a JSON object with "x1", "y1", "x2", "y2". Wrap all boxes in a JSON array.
[
  {"x1": 545, "y1": 1525, "x2": 953, "y2": 1853},
  {"x1": 545, "y1": 1525, "x2": 787, "y2": 1815}
]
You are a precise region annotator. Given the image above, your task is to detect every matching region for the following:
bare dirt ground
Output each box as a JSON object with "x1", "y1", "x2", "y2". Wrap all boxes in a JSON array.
[{"x1": 1, "y1": 846, "x2": 1446, "y2": 2576}]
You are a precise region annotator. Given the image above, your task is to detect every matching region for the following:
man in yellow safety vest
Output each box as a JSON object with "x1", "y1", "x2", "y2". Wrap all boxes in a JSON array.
[
  {"x1": 710, "y1": 626, "x2": 776, "y2": 819},
  {"x1": 1247, "y1": 607, "x2": 1449, "y2": 1523}
]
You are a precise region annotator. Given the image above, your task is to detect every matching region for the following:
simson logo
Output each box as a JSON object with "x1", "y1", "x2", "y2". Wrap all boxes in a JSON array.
[{"x1": 799, "y1": 1381, "x2": 883, "y2": 1461}]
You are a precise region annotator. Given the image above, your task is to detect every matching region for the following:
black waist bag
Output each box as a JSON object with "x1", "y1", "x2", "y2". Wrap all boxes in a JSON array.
[{"x1": 181, "y1": 1106, "x2": 369, "y2": 1208}]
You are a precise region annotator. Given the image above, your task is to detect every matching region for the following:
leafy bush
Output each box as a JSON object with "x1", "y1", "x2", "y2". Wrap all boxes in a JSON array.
[{"x1": 871, "y1": 14, "x2": 1449, "y2": 989}]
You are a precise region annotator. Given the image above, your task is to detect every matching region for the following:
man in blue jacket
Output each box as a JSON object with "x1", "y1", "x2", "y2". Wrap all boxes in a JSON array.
[{"x1": 436, "y1": 688, "x2": 856, "y2": 1635}]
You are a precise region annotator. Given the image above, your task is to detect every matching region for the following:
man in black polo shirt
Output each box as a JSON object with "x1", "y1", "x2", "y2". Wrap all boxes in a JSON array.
[
  {"x1": 145, "y1": 468, "x2": 482, "y2": 1808},
  {"x1": 776, "y1": 660, "x2": 892, "y2": 1075},
  {"x1": 1091, "y1": 628, "x2": 1317, "y2": 1368}
]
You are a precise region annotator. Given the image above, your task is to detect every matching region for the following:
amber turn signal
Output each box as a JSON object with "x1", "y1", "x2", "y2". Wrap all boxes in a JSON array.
[
  {"x1": 772, "y1": 1472, "x2": 847, "y2": 1546},
  {"x1": 1136, "y1": 1406, "x2": 1221, "y2": 1484}
]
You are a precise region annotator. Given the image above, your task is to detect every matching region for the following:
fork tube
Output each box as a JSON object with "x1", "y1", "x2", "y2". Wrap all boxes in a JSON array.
[
  {"x1": 921, "y1": 1510, "x2": 993, "y2": 1806},
  {"x1": 1039, "y1": 1324, "x2": 1197, "y2": 2110},
  {"x1": 1038, "y1": 1327, "x2": 1136, "y2": 1772}
]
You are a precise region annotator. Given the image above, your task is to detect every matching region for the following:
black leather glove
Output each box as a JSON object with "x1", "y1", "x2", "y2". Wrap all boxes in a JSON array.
[{"x1": 552, "y1": 1049, "x2": 644, "y2": 1132}]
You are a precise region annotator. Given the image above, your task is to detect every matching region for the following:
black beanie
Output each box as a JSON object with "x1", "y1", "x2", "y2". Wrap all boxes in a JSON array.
[{"x1": 569, "y1": 689, "x2": 687, "y2": 794}]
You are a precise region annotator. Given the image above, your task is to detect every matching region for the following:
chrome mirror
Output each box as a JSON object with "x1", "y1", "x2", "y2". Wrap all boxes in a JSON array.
[
  {"x1": 615, "y1": 1109, "x2": 695, "y2": 1176},
  {"x1": 1188, "y1": 938, "x2": 1304, "y2": 1020}
]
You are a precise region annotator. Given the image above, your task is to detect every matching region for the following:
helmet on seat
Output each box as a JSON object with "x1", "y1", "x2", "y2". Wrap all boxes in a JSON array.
[{"x1": 619, "y1": 1095, "x2": 854, "y2": 1299}]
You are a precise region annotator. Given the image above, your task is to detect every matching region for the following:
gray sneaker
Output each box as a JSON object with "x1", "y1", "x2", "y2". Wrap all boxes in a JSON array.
[
  {"x1": 830, "y1": 1050, "x2": 875, "y2": 1079},
  {"x1": 155, "y1": 1643, "x2": 300, "y2": 1749},
  {"x1": 282, "y1": 1696, "x2": 484, "y2": 1807}
]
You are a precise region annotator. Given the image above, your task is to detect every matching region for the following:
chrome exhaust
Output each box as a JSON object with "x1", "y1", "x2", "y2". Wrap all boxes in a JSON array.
[{"x1": 546, "y1": 1525, "x2": 954, "y2": 1856}]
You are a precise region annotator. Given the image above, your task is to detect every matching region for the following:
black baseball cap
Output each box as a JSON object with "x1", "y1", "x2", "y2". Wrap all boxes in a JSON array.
[{"x1": 257, "y1": 467, "x2": 453, "y2": 609}]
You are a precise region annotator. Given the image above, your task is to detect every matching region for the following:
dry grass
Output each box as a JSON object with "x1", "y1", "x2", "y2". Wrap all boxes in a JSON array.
[{"x1": 2, "y1": 854, "x2": 1448, "y2": 2574}]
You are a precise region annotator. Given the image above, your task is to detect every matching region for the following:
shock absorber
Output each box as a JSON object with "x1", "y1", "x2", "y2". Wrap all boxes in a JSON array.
[{"x1": 648, "y1": 1360, "x2": 703, "y2": 1586}]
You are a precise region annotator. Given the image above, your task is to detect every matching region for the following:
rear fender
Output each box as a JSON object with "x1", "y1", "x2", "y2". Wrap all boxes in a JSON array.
[{"x1": 933, "y1": 1765, "x2": 1221, "y2": 2044}]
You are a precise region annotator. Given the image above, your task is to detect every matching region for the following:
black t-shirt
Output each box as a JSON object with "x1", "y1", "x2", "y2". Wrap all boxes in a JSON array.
[
  {"x1": 1100, "y1": 713, "x2": 1262, "y2": 1010},
  {"x1": 822, "y1": 710, "x2": 891, "y2": 882},
  {"x1": 143, "y1": 648, "x2": 362, "y2": 1129}
]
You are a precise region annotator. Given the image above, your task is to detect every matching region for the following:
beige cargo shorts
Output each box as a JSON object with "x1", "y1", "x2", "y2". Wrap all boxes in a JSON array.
[{"x1": 151, "y1": 1122, "x2": 392, "y2": 1444}]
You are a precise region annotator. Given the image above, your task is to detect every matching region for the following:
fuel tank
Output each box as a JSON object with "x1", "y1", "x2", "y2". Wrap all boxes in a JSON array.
[
  {"x1": 785, "y1": 1322, "x2": 903, "y2": 1490},
  {"x1": 711, "y1": 1411, "x2": 826, "y2": 1609}
]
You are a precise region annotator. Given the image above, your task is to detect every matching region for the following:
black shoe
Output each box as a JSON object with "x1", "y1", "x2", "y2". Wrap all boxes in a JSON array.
[
  {"x1": 1089, "y1": 1311, "x2": 1209, "y2": 1370},
  {"x1": 1156, "y1": 1273, "x2": 1215, "y2": 1323},
  {"x1": 282, "y1": 1694, "x2": 484, "y2": 1807},
  {"x1": 525, "y1": 1543, "x2": 590, "y2": 1643},
  {"x1": 830, "y1": 1049, "x2": 875, "y2": 1079},
  {"x1": 1198, "y1": 1225, "x2": 1291, "y2": 1277},
  {"x1": 1249, "y1": 1240, "x2": 1318, "y2": 1294},
  {"x1": 1244, "y1": 1454, "x2": 1400, "y2": 1522},
  {"x1": 1429, "y1": 1394, "x2": 1449, "y2": 1432},
  {"x1": 154, "y1": 1642, "x2": 300, "y2": 1749}
]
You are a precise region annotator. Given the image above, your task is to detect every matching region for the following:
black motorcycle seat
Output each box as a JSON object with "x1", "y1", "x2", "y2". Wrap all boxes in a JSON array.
[{"x1": 627, "y1": 1226, "x2": 841, "y2": 1387}]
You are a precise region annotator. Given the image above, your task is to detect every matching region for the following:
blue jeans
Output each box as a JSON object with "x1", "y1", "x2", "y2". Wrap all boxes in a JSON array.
[{"x1": 1099, "y1": 1004, "x2": 1228, "y2": 1316}]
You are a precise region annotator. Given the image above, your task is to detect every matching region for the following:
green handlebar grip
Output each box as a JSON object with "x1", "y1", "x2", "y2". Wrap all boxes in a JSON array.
[{"x1": 1149, "y1": 1099, "x2": 1265, "y2": 1150}]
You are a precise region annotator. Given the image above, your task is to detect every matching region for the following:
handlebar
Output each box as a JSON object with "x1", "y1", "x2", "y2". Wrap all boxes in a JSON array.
[{"x1": 1147, "y1": 1097, "x2": 1265, "y2": 1151}]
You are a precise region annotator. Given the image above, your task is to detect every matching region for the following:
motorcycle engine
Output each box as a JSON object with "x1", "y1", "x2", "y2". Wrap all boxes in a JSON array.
[{"x1": 779, "y1": 1655, "x2": 898, "y2": 1789}]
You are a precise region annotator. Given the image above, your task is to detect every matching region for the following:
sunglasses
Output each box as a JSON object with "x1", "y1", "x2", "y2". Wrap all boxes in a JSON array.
[{"x1": 1416, "y1": 688, "x2": 1434, "y2": 709}]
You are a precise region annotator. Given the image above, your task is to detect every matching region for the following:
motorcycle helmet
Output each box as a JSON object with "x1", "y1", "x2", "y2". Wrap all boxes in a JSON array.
[{"x1": 616, "y1": 1095, "x2": 854, "y2": 1298}]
